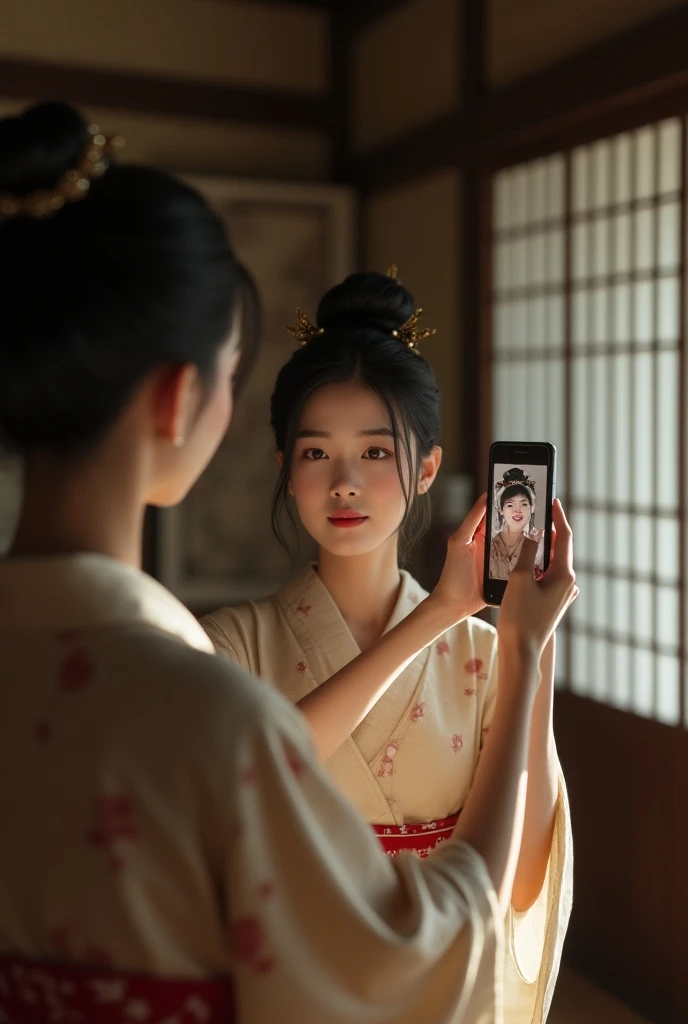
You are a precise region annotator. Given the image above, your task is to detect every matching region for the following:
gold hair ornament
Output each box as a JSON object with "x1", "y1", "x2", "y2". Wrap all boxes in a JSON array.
[
  {"x1": 0, "y1": 124, "x2": 125, "y2": 222},
  {"x1": 285, "y1": 309, "x2": 325, "y2": 346},
  {"x1": 285, "y1": 264, "x2": 437, "y2": 355}
]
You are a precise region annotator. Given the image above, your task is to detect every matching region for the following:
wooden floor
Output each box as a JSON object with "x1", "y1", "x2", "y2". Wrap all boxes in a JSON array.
[{"x1": 549, "y1": 968, "x2": 654, "y2": 1024}]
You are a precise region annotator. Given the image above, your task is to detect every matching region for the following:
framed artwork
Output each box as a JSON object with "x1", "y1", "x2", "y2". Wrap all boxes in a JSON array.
[
  {"x1": 0, "y1": 455, "x2": 22, "y2": 556},
  {"x1": 157, "y1": 177, "x2": 356, "y2": 611}
]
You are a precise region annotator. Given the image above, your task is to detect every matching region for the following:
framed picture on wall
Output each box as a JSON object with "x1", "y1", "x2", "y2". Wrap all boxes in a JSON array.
[{"x1": 156, "y1": 177, "x2": 356, "y2": 611}]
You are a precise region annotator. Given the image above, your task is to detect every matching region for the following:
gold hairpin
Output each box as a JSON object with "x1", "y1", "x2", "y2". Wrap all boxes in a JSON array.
[
  {"x1": 392, "y1": 308, "x2": 437, "y2": 355},
  {"x1": 387, "y1": 263, "x2": 399, "y2": 280},
  {"x1": 0, "y1": 124, "x2": 125, "y2": 221},
  {"x1": 285, "y1": 308, "x2": 324, "y2": 346}
]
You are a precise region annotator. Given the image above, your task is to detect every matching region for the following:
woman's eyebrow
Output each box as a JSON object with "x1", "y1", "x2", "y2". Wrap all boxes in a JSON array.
[{"x1": 357, "y1": 428, "x2": 394, "y2": 437}]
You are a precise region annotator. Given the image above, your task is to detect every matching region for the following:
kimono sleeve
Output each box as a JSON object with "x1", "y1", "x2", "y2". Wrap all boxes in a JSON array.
[
  {"x1": 225, "y1": 692, "x2": 505, "y2": 1024},
  {"x1": 202, "y1": 612, "x2": 248, "y2": 670},
  {"x1": 479, "y1": 642, "x2": 574, "y2": 1023}
]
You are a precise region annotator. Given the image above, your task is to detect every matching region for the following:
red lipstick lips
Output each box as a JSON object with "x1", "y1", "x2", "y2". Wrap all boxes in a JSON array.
[{"x1": 328, "y1": 509, "x2": 368, "y2": 528}]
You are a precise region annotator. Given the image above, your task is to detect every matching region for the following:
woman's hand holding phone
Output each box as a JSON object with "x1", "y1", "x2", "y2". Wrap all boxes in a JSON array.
[
  {"x1": 430, "y1": 492, "x2": 489, "y2": 623},
  {"x1": 498, "y1": 499, "x2": 578, "y2": 667}
]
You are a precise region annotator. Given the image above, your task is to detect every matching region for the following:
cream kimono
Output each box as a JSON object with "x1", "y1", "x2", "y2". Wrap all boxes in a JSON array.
[
  {"x1": 204, "y1": 566, "x2": 574, "y2": 1024},
  {"x1": 0, "y1": 553, "x2": 506, "y2": 1024}
]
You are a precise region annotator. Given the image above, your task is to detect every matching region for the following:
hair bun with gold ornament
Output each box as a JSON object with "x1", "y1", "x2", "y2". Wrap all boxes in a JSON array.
[
  {"x1": 0, "y1": 102, "x2": 124, "y2": 222},
  {"x1": 286, "y1": 269, "x2": 436, "y2": 356}
]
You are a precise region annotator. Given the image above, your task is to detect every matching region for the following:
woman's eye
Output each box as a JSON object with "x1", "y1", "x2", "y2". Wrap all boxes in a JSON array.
[
  {"x1": 303, "y1": 448, "x2": 327, "y2": 460},
  {"x1": 364, "y1": 447, "x2": 391, "y2": 460}
]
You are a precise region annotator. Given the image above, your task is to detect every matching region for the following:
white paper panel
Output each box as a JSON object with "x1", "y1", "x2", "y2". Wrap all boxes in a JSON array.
[
  {"x1": 657, "y1": 350, "x2": 679, "y2": 510},
  {"x1": 590, "y1": 637, "x2": 610, "y2": 702},
  {"x1": 611, "y1": 576, "x2": 632, "y2": 635},
  {"x1": 572, "y1": 358, "x2": 589, "y2": 499},
  {"x1": 545, "y1": 359, "x2": 566, "y2": 493},
  {"x1": 530, "y1": 232, "x2": 546, "y2": 285},
  {"x1": 494, "y1": 364, "x2": 512, "y2": 441},
  {"x1": 634, "y1": 208, "x2": 654, "y2": 271},
  {"x1": 572, "y1": 508, "x2": 589, "y2": 563},
  {"x1": 591, "y1": 287, "x2": 608, "y2": 345},
  {"x1": 658, "y1": 276, "x2": 680, "y2": 343},
  {"x1": 633, "y1": 352, "x2": 654, "y2": 509},
  {"x1": 592, "y1": 217, "x2": 609, "y2": 276},
  {"x1": 572, "y1": 290, "x2": 587, "y2": 347},
  {"x1": 658, "y1": 119, "x2": 681, "y2": 195},
  {"x1": 589, "y1": 510, "x2": 607, "y2": 569},
  {"x1": 590, "y1": 573, "x2": 608, "y2": 630},
  {"x1": 610, "y1": 642, "x2": 632, "y2": 710},
  {"x1": 613, "y1": 133, "x2": 632, "y2": 204},
  {"x1": 658, "y1": 201, "x2": 680, "y2": 269},
  {"x1": 528, "y1": 360, "x2": 547, "y2": 439},
  {"x1": 547, "y1": 228, "x2": 565, "y2": 284},
  {"x1": 633, "y1": 515, "x2": 654, "y2": 577},
  {"x1": 611, "y1": 512, "x2": 632, "y2": 573},
  {"x1": 572, "y1": 222, "x2": 588, "y2": 281},
  {"x1": 612, "y1": 284, "x2": 631, "y2": 344},
  {"x1": 632, "y1": 647, "x2": 655, "y2": 718},
  {"x1": 547, "y1": 295, "x2": 564, "y2": 350},
  {"x1": 571, "y1": 571, "x2": 590, "y2": 629},
  {"x1": 611, "y1": 354, "x2": 631, "y2": 503},
  {"x1": 657, "y1": 517, "x2": 679, "y2": 582},
  {"x1": 656, "y1": 586, "x2": 680, "y2": 650},
  {"x1": 612, "y1": 212, "x2": 631, "y2": 273},
  {"x1": 635, "y1": 126, "x2": 655, "y2": 199},
  {"x1": 513, "y1": 237, "x2": 527, "y2": 288},
  {"x1": 633, "y1": 281, "x2": 654, "y2": 344},
  {"x1": 633, "y1": 581, "x2": 655, "y2": 645},
  {"x1": 656, "y1": 653, "x2": 680, "y2": 725},
  {"x1": 590, "y1": 356, "x2": 607, "y2": 501}
]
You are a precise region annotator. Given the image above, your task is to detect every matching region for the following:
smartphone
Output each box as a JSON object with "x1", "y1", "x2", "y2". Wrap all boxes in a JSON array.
[{"x1": 482, "y1": 441, "x2": 557, "y2": 607}]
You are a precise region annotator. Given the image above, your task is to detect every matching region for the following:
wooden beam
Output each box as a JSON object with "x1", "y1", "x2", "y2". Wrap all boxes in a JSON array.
[
  {"x1": 460, "y1": 0, "x2": 487, "y2": 488},
  {"x1": 0, "y1": 57, "x2": 329, "y2": 131},
  {"x1": 481, "y1": 3, "x2": 688, "y2": 155},
  {"x1": 347, "y1": 2, "x2": 688, "y2": 193}
]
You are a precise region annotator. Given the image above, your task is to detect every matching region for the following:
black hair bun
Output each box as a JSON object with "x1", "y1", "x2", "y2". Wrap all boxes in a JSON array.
[
  {"x1": 0, "y1": 102, "x2": 89, "y2": 196},
  {"x1": 316, "y1": 271, "x2": 415, "y2": 334},
  {"x1": 503, "y1": 467, "x2": 529, "y2": 485}
]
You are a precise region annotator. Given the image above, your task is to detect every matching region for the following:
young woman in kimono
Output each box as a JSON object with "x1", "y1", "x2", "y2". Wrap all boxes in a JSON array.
[
  {"x1": 0, "y1": 101, "x2": 577, "y2": 1024},
  {"x1": 489, "y1": 468, "x2": 545, "y2": 582},
  {"x1": 204, "y1": 271, "x2": 575, "y2": 1023}
]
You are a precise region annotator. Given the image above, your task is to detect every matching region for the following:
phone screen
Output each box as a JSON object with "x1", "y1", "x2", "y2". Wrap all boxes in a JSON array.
[{"x1": 483, "y1": 443, "x2": 556, "y2": 606}]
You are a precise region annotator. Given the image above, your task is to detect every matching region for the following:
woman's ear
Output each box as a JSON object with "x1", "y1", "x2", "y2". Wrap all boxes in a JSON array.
[{"x1": 417, "y1": 445, "x2": 442, "y2": 495}]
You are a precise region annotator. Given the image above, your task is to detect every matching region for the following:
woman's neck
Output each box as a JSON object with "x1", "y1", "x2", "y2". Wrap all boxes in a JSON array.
[
  {"x1": 316, "y1": 537, "x2": 402, "y2": 652},
  {"x1": 8, "y1": 441, "x2": 146, "y2": 569},
  {"x1": 504, "y1": 524, "x2": 525, "y2": 540}
]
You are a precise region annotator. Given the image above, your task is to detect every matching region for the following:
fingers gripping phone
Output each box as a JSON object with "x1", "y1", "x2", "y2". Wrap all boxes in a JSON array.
[{"x1": 482, "y1": 441, "x2": 557, "y2": 607}]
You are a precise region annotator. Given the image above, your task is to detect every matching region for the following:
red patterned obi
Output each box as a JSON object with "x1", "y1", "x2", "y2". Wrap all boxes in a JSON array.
[
  {"x1": 373, "y1": 812, "x2": 460, "y2": 858},
  {"x1": 0, "y1": 956, "x2": 235, "y2": 1022}
]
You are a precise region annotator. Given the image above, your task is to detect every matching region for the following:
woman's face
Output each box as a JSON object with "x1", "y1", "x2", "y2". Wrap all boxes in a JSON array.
[
  {"x1": 501, "y1": 492, "x2": 533, "y2": 531},
  {"x1": 288, "y1": 380, "x2": 412, "y2": 558}
]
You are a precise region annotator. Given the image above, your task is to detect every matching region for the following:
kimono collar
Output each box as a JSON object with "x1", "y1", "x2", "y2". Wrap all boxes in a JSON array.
[
  {"x1": 277, "y1": 564, "x2": 429, "y2": 659},
  {"x1": 0, "y1": 553, "x2": 213, "y2": 654}
]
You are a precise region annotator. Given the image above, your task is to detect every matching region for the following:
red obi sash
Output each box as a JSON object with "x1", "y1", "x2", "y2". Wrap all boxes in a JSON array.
[
  {"x1": 373, "y1": 812, "x2": 459, "y2": 858},
  {"x1": 0, "y1": 956, "x2": 235, "y2": 1022}
]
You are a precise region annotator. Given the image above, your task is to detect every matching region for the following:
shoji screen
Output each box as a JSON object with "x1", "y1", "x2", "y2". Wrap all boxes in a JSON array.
[{"x1": 491, "y1": 118, "x2": 684, "y2": 722}]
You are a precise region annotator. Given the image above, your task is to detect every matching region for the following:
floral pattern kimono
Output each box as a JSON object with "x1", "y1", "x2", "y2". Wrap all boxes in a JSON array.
[
  {"x1": 203, "y1": 566, "x2": 574, "y2": 1024},
  {"x1": 0, "y1": 553, "x2": 505, "y2": 1023}
]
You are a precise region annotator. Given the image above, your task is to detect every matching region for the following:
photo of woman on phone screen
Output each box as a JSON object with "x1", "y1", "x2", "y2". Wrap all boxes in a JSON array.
[{"x1": 489, "y1": 466, "x2": 545, "y2": 581}]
